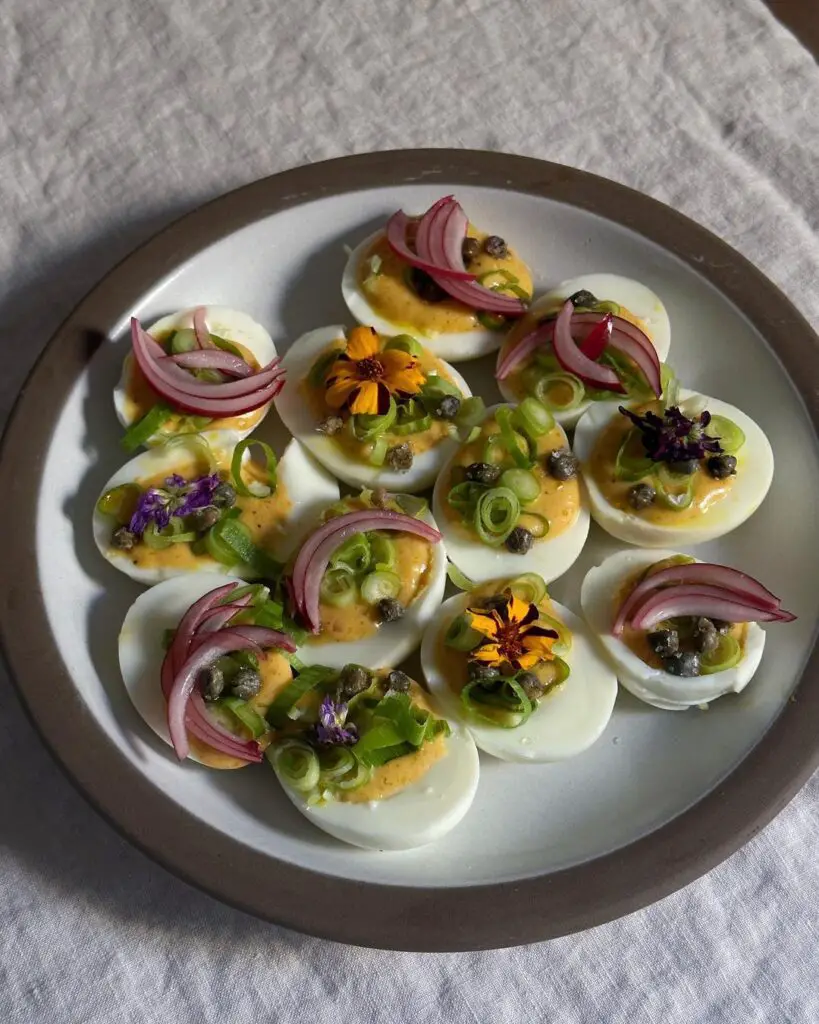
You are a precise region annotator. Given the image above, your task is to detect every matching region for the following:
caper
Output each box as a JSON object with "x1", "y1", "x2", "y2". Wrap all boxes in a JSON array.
[
  {"x1": 200, "y1": 665, "x2": 225, "y2": 702},
  {"x1": 628, "y1": 483, "x2": 656, "y2": 510},
  {"x1": 505, "y1": 526, "x2": 533, "y2": 554},
  {"x1": 317, "y1": 415, "x2": 343, "y2": 436},
  {"x1": 647, "y1": 628, "x2": 679, "y2": 658},
  {"x1": 546, "y1": 448, "x2": 579, "y2": 481},
  {"x1": 386, "y1": 670, "x2": 411, "y2": 693},
  {"x1": 707, "y1": 454, "x2": 737, "y2": 480},
  {"x1": 465, "y1": 462, "x2": 501, "y2": 485},
  {"x1": 517, "y1": 671, "x2": 546, "y2": 701},
  {"x1": 188, "y1": 506, "x2": 220, "y2": 532},
  {"x1": 337, "y1": 664, "x2": 371, "y2": 701},
  {"x1": 663, "y1": 651, "x2": 701, "y2": 677},
  {"x1": 376, "y1": 597, "x2": 405, "y2": 623},
  {"x1": 483, "y1": 235, "x2": 508, "y2": 259},
  {"x1": 111, "y1": 526, "x2": 137, "y2": 550},
  {"x1": 212, "y1": 482, "x2": 236, "y2": 509},
  {"x1": 467, "y1": 661, "x2": 498, "y2": 683},
  {"x1": 385, "y1": 443, "x2": 413, "y2": 472},
  {"x1": 231, "y1": 668, "x2": 262, "y2": 700}
]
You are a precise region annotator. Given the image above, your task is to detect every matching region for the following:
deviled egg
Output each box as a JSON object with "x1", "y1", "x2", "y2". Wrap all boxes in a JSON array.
[
  {"x1": 341, "y1": 195, "x2": 532, "y2": 361},
  {"x1": 275, "y1": 323, "x2": 480, "y2": 492},
  {"x1": 432, "y1": 401, "x2": 590, "y2": 585},
  {"x1": 496, "y1": 274, "x2": 672, "y2": 428},
  {"x1": 267, "y1": 664, "x2": 479, "y2": 849},
  {"x1": 580, "y1": 549, "x2": 795, "y2": 710},
  {"x1": 286, "y1": 491, "x2": 446, "y2": 669},
  {"x1": 421, "y1": 574, "x2": 617, "y2": 762},
  {"x1": 119, "y1": 574, "x2": 298, "y2": 768},
  {"x1": 94, "y1": 435, "x2": 338, "y2": 585},
  {"x1": 114, "y1": 306, "x2": 282, "y2": 450},
  {"x1": 573, "y1": 389, "x2": 774, "y2": 547}
]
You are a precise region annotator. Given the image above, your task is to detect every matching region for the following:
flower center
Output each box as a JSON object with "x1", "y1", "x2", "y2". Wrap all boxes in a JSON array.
[
  {"x1": 356, "y1": 356, "x2": 384, "y2": 380},
  {"x1": 494, "y1": 622, "x2": 525, "y2": 662}
]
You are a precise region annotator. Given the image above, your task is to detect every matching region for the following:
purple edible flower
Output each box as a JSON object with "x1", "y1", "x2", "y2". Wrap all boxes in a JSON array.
[
  {"x1": 128, "y1": 472, "x2": 222, "y2": 538},
  {"x1": 619, "y1": 405, "x2": 723, "y2": 464},
  {"x1": 314, "y1": 694, "x2": 358, "y2": 747}
]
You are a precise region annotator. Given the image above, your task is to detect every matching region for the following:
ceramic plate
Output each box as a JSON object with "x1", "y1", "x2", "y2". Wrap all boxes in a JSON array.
[{"x1": 2, "y1": 151, "x2": 818, "y2": 951}]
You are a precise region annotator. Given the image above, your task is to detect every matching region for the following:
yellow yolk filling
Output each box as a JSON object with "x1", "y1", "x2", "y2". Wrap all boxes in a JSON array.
[
  {"x1": 443, "y1": 420, "x2": 580, "y2": 543},
  {"x1": 189, "y1": 651, "x2": 292, "y2": 770},
  {"x1": 302, "y1": 341, "x2": 458, "y2": 460},
  {"x1": 338, "y1": 683, "x2": 446, "y2": 803},
  {"x1": 121, "y1": 333, "x2": 267, "y2": 439},
  {"x1": 588, "y1": 405, "x2": 735, "y2": 525},
  {"x1": 358, "y1": 230, "x2": 532, "y2": 337}
]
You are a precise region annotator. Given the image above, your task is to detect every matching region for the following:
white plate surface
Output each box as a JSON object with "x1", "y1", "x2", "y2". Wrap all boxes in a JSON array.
[{"x1": 37, "y1": 184, "x2": 819, "y2": 887}]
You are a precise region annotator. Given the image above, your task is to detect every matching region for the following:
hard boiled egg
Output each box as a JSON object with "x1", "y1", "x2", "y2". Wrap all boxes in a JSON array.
[
  {"x1": 119, "y1": 572, "x2": 294, "y2": 768},
  {"x1": 580, "y1": 548, "x2": 766, "y2": 710},
  {"x1": 295, "y1": 503, "x2": 447, "y2": 670},
  {"x1": 274, "y1": 324, "x2": 472, "y2": 492},
  {"x1": 94, "y1": 437, "x2": 339, "y2": 585},
  {"x1": 432, "y1": 403, "x2": 590, "y2": 585},
  {"x1": 497, "y1": 273, "x2": 671, "y2": 429},
  {"x1": 341, "y1": 226, "x2": 533, "y2": 362},
  {"x1": 421, "y1": 590, "x2": 617, "y2": 762},
  {"x1": 113, "y1": 306, "x2": 278, "y2": 447},
  {"x1": 271, "y1": 685, "x2": 480, "y2": 851},
  {"x1": 573, "y1": 390, "x2": 774, "y2": 547}
]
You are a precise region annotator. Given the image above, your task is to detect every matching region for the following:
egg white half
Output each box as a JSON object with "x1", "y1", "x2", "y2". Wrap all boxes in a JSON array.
[
  {"x1": 272, "y1": 720, "x2": 480, "y2": 850},
  {"x1": 431, "y1": 404, "x2": 590, "y2": 585},
  {"x1": 573, "y1": 389, "x2": 774, "y2": 547},
  {"x1": 119, "y1": 571, "x2": 253, "y2": 765},
  {"x1": 421, "y1": 595, "x2": 617, "y2": 762},
  {"x1": 113, "y1": 306, "x2": 278, "y2": 447},
  {"x1": 94, "y1": 437, "x2": 339, "y2": 585},
  {"x1": 342, "y1": 229, "x2": 517, "y2": 361},
  {"x1": 497, "y1": 273, "x2": 672, "y2": 429},
  {"x1": 580, "y1": 548, "x2": 767, "y2": 710},
  {"x1": 295, "y1": 506, "x2": 447, "y2": 670},
  {"x1": 274, "y1": 324, "x2": 472, "y2": 492}
]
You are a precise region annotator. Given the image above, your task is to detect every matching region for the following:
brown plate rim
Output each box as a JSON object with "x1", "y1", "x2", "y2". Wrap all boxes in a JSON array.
[{"x1": 2, "y1": 149, "x2": 818, "y2": 951}]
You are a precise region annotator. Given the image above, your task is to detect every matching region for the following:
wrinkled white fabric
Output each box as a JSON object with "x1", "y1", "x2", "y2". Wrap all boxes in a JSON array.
[{"x1": 2, "y1": 1, "x2": 819, "y2": 1021}]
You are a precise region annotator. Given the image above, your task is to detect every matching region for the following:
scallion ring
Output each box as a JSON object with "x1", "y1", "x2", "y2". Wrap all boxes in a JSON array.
[
  {"x1": 531, "y1": 372, "x2": 585, "y2": 412},
  {"x1": 269, "y1": 740, "x2": 320, "y2": 794},
  {"x1": 360, "y1": 570, "x2": 401, "y2": 605},
  {"x1": 354, "y1": 397, "x2": 397, "y2": 441},
  {"x1": 444, "y1": 614, "x2": 483, "y2": 652},
  {"x1": 230, "y1": 439, "x2": 278, "y2": 498},
  {"x1": 499, "y1": 468, "x2": 540, "y2": 504},
  {"x1": 707, "y1": 415, "x2": 745, "y2": 454},
  {"x1": 700, "y1": 634, "x2": 742, "y2": 674},
  {"x1": 495, "y1": 407, "x2": 533, "y2": 469},
  {"x1": 384, "y1": 334, "x2": 424, "y2": 357},
  {"x1": 474, "y1": 487, "x2": 520, "y2": 546},
  {"x1": 508, "y1": 572, "x2": 548, "y2": 605},
  {"x1": 511, "y1": 397, "x2": 555, "y2": 439},
  {"x1": 319, "y1": 567, "x2": 359, "y2": 607}
]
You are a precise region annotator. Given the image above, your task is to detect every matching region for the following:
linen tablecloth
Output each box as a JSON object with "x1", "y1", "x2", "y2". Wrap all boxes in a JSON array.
[{"x1": 2, "y1": 1, "x2": 819, "y2": 1021}]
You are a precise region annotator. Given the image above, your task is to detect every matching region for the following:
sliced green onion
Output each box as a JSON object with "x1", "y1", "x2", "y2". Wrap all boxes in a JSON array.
[
  {"x1": 384, "y1": 334, "x2": 424, "y2": 357},
  {"x1": 461, "y1": 678, "x2": 533, "y2": 729},
  {"x1": 495, "y1": 407, "x2": 533, "y2": 469},
  {"x1": 615, "y1": 429, "x2": 655, "y2": 482},
  {"x1": 308, "y1": 348, "x2": 341, "y2": 388},
  {"x1": 142, "y1": 519, "x2": 196, "y2": 550},
  {"x1": 531, "y1": 372, "x2": 585, "y2": 412},
  {"x1": 533, "y1": 349, "x2": 560, "y2": 372},
  {"x1": 360, "y1": 570, "x2": 401, "y2": 605},
  {"x1": 708, "y1": 415, "x2": 745, "y2": 454},
  {"x1": 318, "y1": 746, "x2": 357, "y2": 783},
  {"x1": 508, "y1": 573, "x2": 547, "y2": 605},
  {"x1": 447, "y1": 481, "x2": 485, "y2": 516},
  {"x1": 217, "y1": 583, "x2": 269, "y2": 607},
  {"x1": 392, "y1": 411, "x2": 432, "y2": 435},
  {"x1": 654, "y1": 472, "x2": 695, "y2": 510},
  {"x1": 369, "y1": 533, "x2": 397, "y2": 571},
  {"x1": 643, "y1": 553, "x2": 697, "y2": 579},
  {"x1": 393, "y1": 493, "x2": 429, "y2": 517},
  {"x1": 517, "y1": 512, "x2": 549, "y2": 538},
  {"x1": 455, "y1": 396, "x2": 485, "y2": 432},
  {"x1": 499, "y1": 468, "x2": 540, "y2": 504},
  {"x1": 334, "y1": 757, "x2": 375, "y2": 791},
  {"x1": 700, "y1": 634, "x2": 742, "y2": 674},
  {"x1": 204, "y1": 523, "x2": 240, "y2": 565},
  {"x1": 446, "y1": 561, "x2": 474, "y2": 591},
  {"x1": 421, "y1": 372, "x2": 461, "y2": 398},
  {"x1": 221, "y1": 696, "x2": 268, "y2": 739},
  {"x1": 121, "y1": 404, "x2": 171, "y2": 453},
  {"x1": 594, "y1": 300, "x2": 621, "y2": 314},
  {"x1": 661, "y1": 363, "x2": 680, "y2": 410},
  {"x1": 211, "y1": 335, "x2": 245, "y2": 359},
  {"x1": 474, "y1": 487, "x2": 520, "y2": 546},
  {"x1": 266, "y1": 665, "x2": 337, "y2": 727},
  {"x1": 511, "y1": 397, "x2": 555, "y2": 439},
  {"x1": 231, "y1": 438, "x2": 278, "y2": 498},
  {"x1": 444, "y1": 614, "x2": 483, "y2": 652},
  {"x1": 536, "y1": 615, "x2": 572, "y2": 656},
  {"x1": 329, "y1": 532, "x2": 371, "y2": 574},
  {"x1": 320, "y1": 568, "x2": 359, "y2": 607},
  {"x1": 477, "y1": 311, "x2": 507, "y2": 331},
  {"x1": 169, "y1": 328, "x2": 197, "y2": 354},
  {"x1": 369, "y1": 437, "x2": 388, "y2": 466},
  {"x1": 208, "y1": 518, "x2": 282, "y2": 577},
  {"x1": 269, "y1": 740, "x2": 320, "y2": 793},
  {"x1": 354, "y1": 397, "x2": 397, "y2": 441},
  {"x1": 96, "y1": 483, "x2": 141, "y2": 525},
  {"x1": 479, "y1": 434, "x2": 503, "y2": 466}
]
